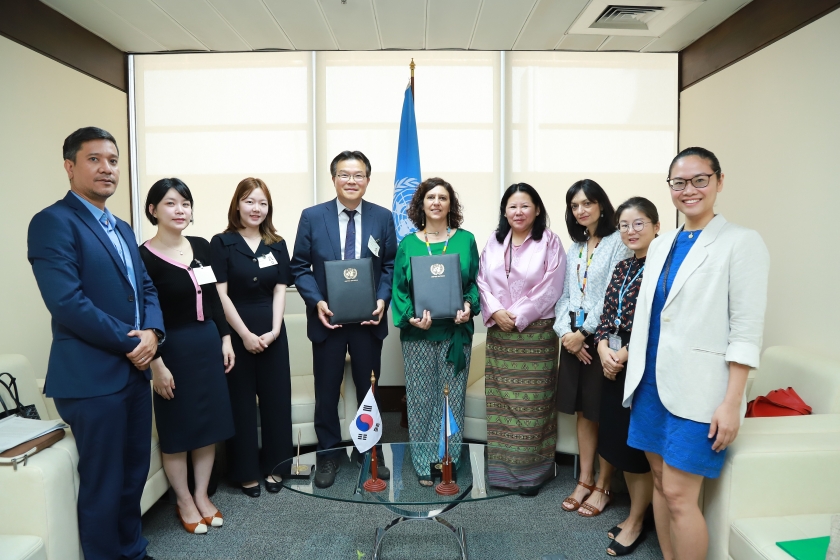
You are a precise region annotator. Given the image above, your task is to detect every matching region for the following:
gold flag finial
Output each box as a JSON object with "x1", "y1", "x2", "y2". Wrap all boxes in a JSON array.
[
  {"x1": 443, "y1": 383, "x2": 449, "y2": 396},
  {"x1": 370, "y1": 371, "x2": 376, "y2": 385},
  {"x1": 410, "y1": 58, "x2": 415, "y2": 75}
]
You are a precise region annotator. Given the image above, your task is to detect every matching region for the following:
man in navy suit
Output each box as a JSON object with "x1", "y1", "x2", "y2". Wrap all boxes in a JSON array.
[
  {"x1": 28, "y1": 127, "x2": 164, "y2": 560},
  {"x1": 291, "y1": 150, "x2": 397, "y2": 488}
]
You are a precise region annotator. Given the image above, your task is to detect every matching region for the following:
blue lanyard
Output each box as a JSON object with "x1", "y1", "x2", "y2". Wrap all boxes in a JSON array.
[{"x1": 614, "y1": 262, "x2": 644, "y2": 330}]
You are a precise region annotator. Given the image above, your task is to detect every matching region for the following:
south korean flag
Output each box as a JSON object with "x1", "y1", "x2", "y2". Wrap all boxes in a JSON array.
[{"x1": 349, "y1": 387, "x2": 382, "y2": 453}]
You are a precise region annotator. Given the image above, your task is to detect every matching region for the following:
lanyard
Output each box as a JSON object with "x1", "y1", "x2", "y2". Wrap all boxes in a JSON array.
[
  {"x1": 614, "y1": 261, "x2": 644, "y2": 331},
  {"x1": 424, "y1": 227, "x2": 451, "y2": 256},
  {"x1": 576, "y1": 240, "x2": 600, "y2": 303},
  {"x1": 505, "y1": 240, "x2": 517, "y2": 278}
]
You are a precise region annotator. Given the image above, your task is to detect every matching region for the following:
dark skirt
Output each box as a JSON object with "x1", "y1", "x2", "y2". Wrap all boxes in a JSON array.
[
  {"x1": 556, "y1": 330, "x2": 604, "y2": 423},
  {"x1": 597, "y1": 330, "x2": 650, "y2": 474},
  {"x1": 153, "y1": 320, "x2": 235, "y2": 454}
]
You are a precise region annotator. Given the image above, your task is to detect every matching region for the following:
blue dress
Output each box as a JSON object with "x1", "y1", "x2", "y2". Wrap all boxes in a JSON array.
[{"x1": 627, "y1": 231, "x2": 727, "y2": 478}]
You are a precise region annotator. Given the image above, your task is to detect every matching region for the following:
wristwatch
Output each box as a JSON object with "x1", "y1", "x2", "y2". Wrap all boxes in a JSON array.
[
  {"x1": 152, "y1": 328, "x2": 165, "y2": 346},
  {"x1": 579, "y1": 328, "x2": 591, "y2": 338}
]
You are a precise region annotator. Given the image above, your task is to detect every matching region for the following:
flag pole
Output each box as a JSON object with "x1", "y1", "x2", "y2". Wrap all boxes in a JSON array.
[
  {"x1": 436, "y1": 384, "x2": 459, "y2": 495},
  {"x1": 410, "y1": 58, "x2": 415, "y2": 99},
  {"x1": 363, "y1": 370, "x2": 387, "y2": 492}
]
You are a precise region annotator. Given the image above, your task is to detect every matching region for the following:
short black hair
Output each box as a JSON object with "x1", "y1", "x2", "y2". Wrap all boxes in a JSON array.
[
  {"x1": 330, "y1": 150, "x2": 371, "y2": 178},
  {"x1": 564, "y1": 179, "x2": 617, "y2": 243},
  {"x1": 615, "y1": 196, "x2": 660, "y2": 226},
  {"x1": 63, "y1": 127, "x2": 118, "y2": 162},
  {"x1": 669, "y1": 147, "x2": 722, "y2": 179},
  {"x1": 495, "y1": 183, "x2": 549, "y2": 244},
  {"x1": 145, "y1": 178, "x2": 193, "y2": 226}
]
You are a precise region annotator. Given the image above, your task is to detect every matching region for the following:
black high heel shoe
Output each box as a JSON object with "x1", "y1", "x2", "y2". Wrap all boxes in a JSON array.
[
  {"x1": 241, "y1": 483, "x2": 261, "y2": 498},
  {"x1": 607, "y1": 531, "x2": 646, "y2": 557}
]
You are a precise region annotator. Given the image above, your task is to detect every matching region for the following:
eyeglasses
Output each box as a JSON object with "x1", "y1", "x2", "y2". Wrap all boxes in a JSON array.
[
  {"x1": 666, "y1": 173, "x2": 716, "y2": 191},
  {"x1": 336, "y1": 173, "x2": 367, "y2": 182},
  {"x1": 618, "y1": 220, "x2": 652, "y2": 233}
]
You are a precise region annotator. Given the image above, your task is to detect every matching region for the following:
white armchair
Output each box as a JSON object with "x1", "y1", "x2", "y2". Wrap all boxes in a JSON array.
[{"x1": 703, "y1": 345, "x2": 840, "y2": 559}]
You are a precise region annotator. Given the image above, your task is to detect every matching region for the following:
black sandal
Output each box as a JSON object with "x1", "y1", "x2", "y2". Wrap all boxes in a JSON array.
[
  {"x1": 607, "y1": 525, "x2": 622, "y2": 540},
  {"x1": 607, "y1": 531, "x2": 646, "y2": 556}
]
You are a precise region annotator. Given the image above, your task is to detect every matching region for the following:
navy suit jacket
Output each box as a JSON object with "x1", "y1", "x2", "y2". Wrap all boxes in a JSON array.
[
  {"x1": 291, "y1": 198, "x2": 397, "y2": 343},
  {"x1": 27, "y1": 191, "x2": 165, "y2": 399}
]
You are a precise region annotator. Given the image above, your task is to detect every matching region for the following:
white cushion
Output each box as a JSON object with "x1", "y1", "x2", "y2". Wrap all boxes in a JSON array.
[
  {"x1": 730, "y1": 514, "x2": 834, "y2": 560},
  {"x1": 290, "y1": 375, "x2": 345, "y2": 425},
  {"x1": 0, "y1": 536, "x2": 47, "y2": 560}
]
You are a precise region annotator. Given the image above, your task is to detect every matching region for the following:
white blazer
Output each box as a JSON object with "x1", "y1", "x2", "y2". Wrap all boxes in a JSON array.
[{"x1": 622, "y1": 215, "x2": 770, "y2": 423}]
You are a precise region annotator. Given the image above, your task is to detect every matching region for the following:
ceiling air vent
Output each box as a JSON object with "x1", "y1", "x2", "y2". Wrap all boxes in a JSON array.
[{"x1": 590, "y1": 5, "x2": 665, "y2": 30}]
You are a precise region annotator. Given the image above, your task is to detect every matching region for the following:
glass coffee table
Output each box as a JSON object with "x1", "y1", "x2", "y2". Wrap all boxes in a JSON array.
[{"x1": 273, "y1": 442, "x2": 557, "y2": 560}]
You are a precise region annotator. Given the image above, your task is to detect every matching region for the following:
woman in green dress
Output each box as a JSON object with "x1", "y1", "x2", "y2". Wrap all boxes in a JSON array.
[{"x1": 392, "y1": 177, "x2": 480, "y2": 486}]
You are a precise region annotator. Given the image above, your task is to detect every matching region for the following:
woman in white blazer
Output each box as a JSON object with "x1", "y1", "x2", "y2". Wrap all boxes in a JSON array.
[{"x1": 623, "y1": 147, "x2": 769, "y2": 560}]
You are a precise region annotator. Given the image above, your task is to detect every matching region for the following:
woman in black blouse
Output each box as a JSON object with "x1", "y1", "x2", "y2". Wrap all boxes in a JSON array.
[
  {"x1": 211, "y1": 178, "x2": 293, "y2": 498},
  {"x1": 594, "y1": 197, "x2": 660, "y2": 556},
  {"x1": 140, "y1": 178, "x2": 235, "y2": 534}
]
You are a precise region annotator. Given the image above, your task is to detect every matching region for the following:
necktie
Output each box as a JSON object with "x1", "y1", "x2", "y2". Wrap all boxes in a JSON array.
[
  {"x1": 343, "y1": 209, "x2": 357, "y2": 260},
  {"x1": 100, "y1": 214, "x2": 126, "y2": 265}
]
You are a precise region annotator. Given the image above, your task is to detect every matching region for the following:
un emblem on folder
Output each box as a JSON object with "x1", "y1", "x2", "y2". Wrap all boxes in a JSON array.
[
  {"x1": 343, "y1": 267, "x2": 358, "y2": 280},
  {"x1": 430, "y1": 263, "x2": 445, "y2": 277}
]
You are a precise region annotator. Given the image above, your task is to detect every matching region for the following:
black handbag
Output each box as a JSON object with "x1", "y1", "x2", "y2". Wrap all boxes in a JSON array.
[{"x1": 0, "y1": 372, "x2": 40, "y2": 420}]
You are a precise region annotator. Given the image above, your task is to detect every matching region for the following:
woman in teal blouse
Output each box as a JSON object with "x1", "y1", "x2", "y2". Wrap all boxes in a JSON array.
[{"x1": 392, "y1": 177, "x2": 480, "y2": 486}]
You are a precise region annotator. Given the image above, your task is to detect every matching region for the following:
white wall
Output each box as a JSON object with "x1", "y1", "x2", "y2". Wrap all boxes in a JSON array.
[
  {"x1": 0, "y1": 36, "x2": 130, "y2": 379},
  {"x1": 679, "y1": 9, "x2": 840, "y2": 352}
]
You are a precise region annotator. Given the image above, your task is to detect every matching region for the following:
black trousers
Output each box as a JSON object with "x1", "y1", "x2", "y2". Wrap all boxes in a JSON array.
[
  {"x1": 54, "y1": 372, "x2": 151, "y2": 560},
  {"x1": 312, "y1": 323, "x2": 383, "y2": 453},
  {"x1": 226, "y1": 308, "x2": 293, "y2": 482}
]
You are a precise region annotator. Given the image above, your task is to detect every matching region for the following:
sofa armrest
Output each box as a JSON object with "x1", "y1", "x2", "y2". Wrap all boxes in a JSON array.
[
  {"x1": 467, "y1": 342, "x2": 486, "y2": 389},
  {"x1": 704, "y1": 428, "x2": 840, "y2": 560},
  {"x1": 35, "y1": 379, "x2": 61, "y2": 422}
]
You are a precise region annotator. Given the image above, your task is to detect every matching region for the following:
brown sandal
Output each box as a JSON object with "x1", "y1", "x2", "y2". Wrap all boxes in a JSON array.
[
  {"x1": 561, "y1": 481, "x2": 595, "y2": 512},
  {"x1": 578, "y1": 486, "x2": 611, "y2": 517}
]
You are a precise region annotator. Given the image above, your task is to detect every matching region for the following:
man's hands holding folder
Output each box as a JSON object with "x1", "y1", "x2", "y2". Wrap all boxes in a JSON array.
[{"x1": 318, "y1": 299, "x2": 385, "y2": 328}]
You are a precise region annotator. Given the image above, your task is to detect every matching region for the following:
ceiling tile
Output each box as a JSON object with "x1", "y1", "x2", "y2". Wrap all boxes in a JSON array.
[
  {"x1": 514, "y1": 0, "x2": 590, "y2": 50},
  {"x1": 470, "y1": 0, "x2": 537, "y2": 50},
  {"x1": 318, "y1": 0, "x2": 380, "y2": 50},
  {"x1": 150, "y1": 0, "x2": 251, "y2": 50},
  {"x1": 644, "y1": 0, "x2": 752, "y2": 52},
  {"x1": 90, "y1": 0, "x2": 207, "y2": 51},
  {"x1": 373, "y1": 0, "x2": 426, "y2": 49},
  {"x1": 555, "y1": 34, "x2": 608, "y2": 51},
  {"x1": 262, "y1": 0, "x2": 337, "y2": 50},
  {"x1": 40, "y1": 0, "x2": 168, "y2": 52},
  {"x1": 206, "y1": 0, "x2": 294, "y2": 50},
  {"x1": 426, "y1": 0, "x2": 482, "y2": 50},
  {"x1": 598, "y1": 35, "x2": 656, "y2": 51}
]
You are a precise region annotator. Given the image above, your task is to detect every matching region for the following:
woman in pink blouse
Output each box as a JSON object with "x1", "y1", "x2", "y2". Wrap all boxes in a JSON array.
[{"x1": 476, "y1": 183, "x2": 566, "y2": 494}]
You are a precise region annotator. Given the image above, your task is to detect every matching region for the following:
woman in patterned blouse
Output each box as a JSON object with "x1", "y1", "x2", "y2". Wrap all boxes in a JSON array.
[{"x1": 595, "y1": 197, "x2": 660, "y2": 556}]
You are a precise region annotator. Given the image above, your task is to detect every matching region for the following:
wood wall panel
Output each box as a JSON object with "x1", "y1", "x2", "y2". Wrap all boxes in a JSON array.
[
  {"x1": 680, "y1": 0, "x2": 840, "y2": 90},
  {"x1": 0, "y1": 0, "x2": 126, "y2": 91}
]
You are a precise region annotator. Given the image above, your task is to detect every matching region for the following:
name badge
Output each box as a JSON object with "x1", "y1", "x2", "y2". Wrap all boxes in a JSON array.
[
  {"x1": 608, "y1": 334, "x2": 622, "y2": 352},
  {"x1": 574, "y1": 308, "x2": 585, "y2": 328},
  {"x1": 258, "y1": 252, "x2": 278, "y2": 268},
  {"x1": 192, "y1": 265, "x2": 217, "y2": 285},
  {"x1": 368, "y1": 235, "x2": 380, "y2": 257}
]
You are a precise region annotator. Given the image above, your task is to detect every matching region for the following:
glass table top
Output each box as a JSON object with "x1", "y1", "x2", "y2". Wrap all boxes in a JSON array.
[{"x1": 272, "y1": 442, "x2": 557, "y2": 507}]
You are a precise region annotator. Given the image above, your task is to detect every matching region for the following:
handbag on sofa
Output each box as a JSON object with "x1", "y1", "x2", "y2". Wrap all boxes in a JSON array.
[
  {"x1": 746, "y1": 387, "x2": 812, "y2": 417},
  {"x1": 0, "y1": 372, "x2": 40, "y2": 420}
]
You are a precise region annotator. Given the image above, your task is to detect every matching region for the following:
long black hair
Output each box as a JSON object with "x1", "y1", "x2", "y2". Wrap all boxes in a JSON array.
[
  {"x1": 564, "y1": 179, "x2": 617, "y2": 243},
  {"x1": 495, "y1": 183, "x2": 549, "y2": 244}
]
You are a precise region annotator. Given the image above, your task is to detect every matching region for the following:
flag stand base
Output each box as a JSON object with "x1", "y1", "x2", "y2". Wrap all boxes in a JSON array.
[
  {"x1": 435, "y1": 481, "x2": 459, "y2": 495},
  {"x1": 364, "y1": 477, "x2": 387, "y2": 492}
]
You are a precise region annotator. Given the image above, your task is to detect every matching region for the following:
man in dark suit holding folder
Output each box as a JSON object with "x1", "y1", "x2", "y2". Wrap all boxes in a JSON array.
[
  {"x1": 291, "y1": 150, "x2": 397, "y2": 488},
  {"x1": 28, "y1": 127, "x2": 164, "y2": 560}
]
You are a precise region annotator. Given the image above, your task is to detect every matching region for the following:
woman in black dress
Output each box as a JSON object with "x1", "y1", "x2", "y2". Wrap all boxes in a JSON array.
[
  {"x1": 211, "y1": 178, "x2": 293, "y2": 497},
  {"x1": 594, "y1": 197, "x2": 660, "y2": 556},
  {"x1": 140, "y1": 178, "x2": 235, "y2": 534}
]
